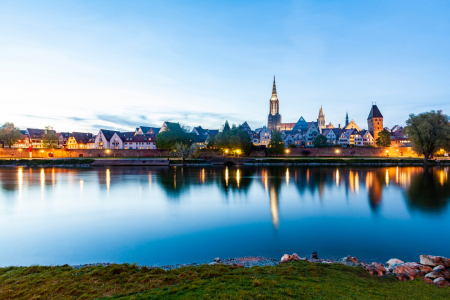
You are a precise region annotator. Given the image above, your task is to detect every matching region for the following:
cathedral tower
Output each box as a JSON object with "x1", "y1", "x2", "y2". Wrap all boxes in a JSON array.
[
  {"x1": 368, "y1": 104, "x2": 383, "y2": 144},
  {"x1": 268, "y1": 76, "x2": 281, "y2": 131},
  {"x1": 317, "y1": 106, "x2": 325, "y2": 133}
]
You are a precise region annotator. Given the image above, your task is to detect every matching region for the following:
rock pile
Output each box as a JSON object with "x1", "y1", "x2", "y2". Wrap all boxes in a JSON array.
[{"x1": 278, "y1": 253, "x2": 450, "y2": 288}]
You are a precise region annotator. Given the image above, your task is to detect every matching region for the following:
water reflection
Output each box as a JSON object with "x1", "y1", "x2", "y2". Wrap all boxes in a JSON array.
[
  {"x1": 1, "y1": 166, "x2": 450, "y2": 266},
  {"x1": 1, "y1": 166, "x2": 450, "y2": 217}
]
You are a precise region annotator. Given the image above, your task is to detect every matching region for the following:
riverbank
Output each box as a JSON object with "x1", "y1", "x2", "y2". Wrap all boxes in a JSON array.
[
  {"x1": 1, "y1": 255, "x2": 449, "y2": 299},
  {"x1": 1, "y1": 157, "x2": 449, "y2": 167}
]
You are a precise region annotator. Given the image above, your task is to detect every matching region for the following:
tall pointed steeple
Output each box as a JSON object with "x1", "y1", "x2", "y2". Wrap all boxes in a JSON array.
[
  {"x1": 317, "y1": 105, "x2": 325, "y2": 133},
  {"x1": 268, "y1": 75, "x2": 281, "y2": 131},
  {"x1": 272, "y1": 75, "x2": 277, "y2": 97},
  {"x1": 345, "y1": 111, "x2": 349, "y2": 126}
]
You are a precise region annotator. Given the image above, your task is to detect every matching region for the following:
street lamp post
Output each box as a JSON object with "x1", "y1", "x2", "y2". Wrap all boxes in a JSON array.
[
  {"x1": 41, "y1": 150, "x2": 44, "y2": 159},
  {"x1": 285, "y1": 149, "x2": 290, "y2": 157},
  {"x1": 19, "y1": 148, "x2": 22, "y2": 159},
  {"x1": 236, "y1": 150, "x2": 240, "y2": 159},
  {"x1": 335, "y1": 149, "x2": 340, "y2": 157}
]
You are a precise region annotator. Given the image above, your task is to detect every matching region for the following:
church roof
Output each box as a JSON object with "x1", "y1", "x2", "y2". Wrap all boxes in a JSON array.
[
  {"x1": 367, "y1": 104, "x2": 383, "y2": 119},
  {"x1": 292, "y1": 116, "x2": 308, "y2": 131},
  {"x1": 272, "y1": 76, "x2": 277, "y2": 96}
]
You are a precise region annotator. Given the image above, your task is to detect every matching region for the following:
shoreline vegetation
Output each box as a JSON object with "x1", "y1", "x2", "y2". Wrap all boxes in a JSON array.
[
  {"x1": 1, "y1": 254, "x2": 449, "y2": 299},
  {"x1": 0, "y1": 157, "x2": 449, "y2": 167}
]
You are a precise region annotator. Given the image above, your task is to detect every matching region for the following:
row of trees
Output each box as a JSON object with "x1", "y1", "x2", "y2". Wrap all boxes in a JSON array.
[{"x1": 154, "y1": 121, "x2": 254, "y2": 158}]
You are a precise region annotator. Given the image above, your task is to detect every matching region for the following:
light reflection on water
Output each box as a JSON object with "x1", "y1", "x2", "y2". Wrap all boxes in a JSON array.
[{"x1": 0, "y1": 166, "x2": 449, "y2": 267}]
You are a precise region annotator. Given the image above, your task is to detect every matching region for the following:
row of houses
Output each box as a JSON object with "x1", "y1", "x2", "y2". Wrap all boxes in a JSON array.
[
  {"x1": 6, "y1": 122, "x2": 221, "y2": 150},
  {"x1": 246, "y1": 121, "x2": 410, "y2": 148},
  {"x1": 6, "y1": 119, "x2": 409, "y2": 150}
]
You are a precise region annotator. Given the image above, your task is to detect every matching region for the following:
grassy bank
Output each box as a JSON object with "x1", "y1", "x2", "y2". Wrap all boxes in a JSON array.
[{"x1": 0, "y1": 262, "x2": 448, "y2": 299}]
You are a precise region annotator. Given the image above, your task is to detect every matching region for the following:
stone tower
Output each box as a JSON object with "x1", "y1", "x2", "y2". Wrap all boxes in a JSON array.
[
  {"x1": 268, "y1": 76, "x2": 281, "y2": 131},
  {"x1": 317, "y1": 106, "x2": 325, "y2": 133},
  {"x1": 368, "y1": 104, "x2": 383, "y2": 144}
]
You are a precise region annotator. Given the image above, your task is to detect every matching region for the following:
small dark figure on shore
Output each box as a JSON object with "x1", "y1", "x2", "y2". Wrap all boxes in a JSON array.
[{"x1": 311, "y1": 252, "x2": 318, "y2": 259}]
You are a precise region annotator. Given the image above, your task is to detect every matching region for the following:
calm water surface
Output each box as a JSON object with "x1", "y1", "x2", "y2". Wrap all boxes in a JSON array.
[{"x1": 1, "y1": 166, "x2": 449, "y2": 266}]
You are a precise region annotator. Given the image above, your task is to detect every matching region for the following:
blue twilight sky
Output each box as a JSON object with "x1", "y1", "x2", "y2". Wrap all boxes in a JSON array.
[{"x1": 1, "y1": 0, "x2": 449, "y2": 133}]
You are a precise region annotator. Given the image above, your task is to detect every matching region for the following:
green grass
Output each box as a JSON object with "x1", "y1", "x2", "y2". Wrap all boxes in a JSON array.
[{"x1": 0, "y1": 262, "x2": 448, "y2": 299}]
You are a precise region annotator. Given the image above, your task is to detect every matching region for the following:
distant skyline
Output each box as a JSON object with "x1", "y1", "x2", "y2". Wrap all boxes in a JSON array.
[{"x1": 1, "y1": 0, "x2": 449, "y2": 133}]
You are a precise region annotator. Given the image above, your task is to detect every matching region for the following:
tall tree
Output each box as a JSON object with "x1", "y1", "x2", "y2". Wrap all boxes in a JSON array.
[
  {"x1": 42, "y1": 126, "x2": 58, "y2": 148},
  {"x1": 375, "y1": 131, "x2": 391, "y2": 147},
  {"x1": 156, "y1": 122, "x2": 191, "y2": 150},
  {"x1": 404, "y1": 110, "x2": 450, "y2": 160},
  {"x1": 268, "y1": 130, "x2": 285, "y2": 155},
  {"x1": 314, "y1": 134, "x2": 328, "y2": 148},
  {"x1": 215, "y1": 121, "x2": 253, "y2": 155},
  {"x1": 0, "y1": 122, "x2": 23, "y2": 147},
  {"x1": 223, "y1": 120, "x2": 231, "y2": 131}
]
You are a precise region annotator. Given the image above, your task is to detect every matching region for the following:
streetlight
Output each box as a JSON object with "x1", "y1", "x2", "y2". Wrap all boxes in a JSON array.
[
  {"x1": 41, "y1": 150, "x2": 44, "y2": 159},
  {"x1": 285, "y1": 149, "x2": 290, "y2": 157},
  {"x1": 224, "y1": 149, "x2": 229, "y2": 157},
  {"x1": 335, "y1": 149, "x2": 340, "y2": 156},
  {"x1": 236, "y1": 149, "x2": 240, "y2": 158},
  {"x1": 386, "y1": 150, "x2": 389, "y2": 157},
  {"x1": 19, "y1": 148, "x2": 22, "y2": 159}
]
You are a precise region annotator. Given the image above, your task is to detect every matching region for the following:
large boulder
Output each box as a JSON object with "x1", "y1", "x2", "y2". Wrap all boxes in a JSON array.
[
  {"x1": 371, "y1": 262, "x2": 387, "y2": 276},
  {"x1": 419, "y1": 265, "x2": 434, "y2": 274},
  {"x1": 280, "y1": 254, "x2": 292, "y2": 263},
  {"x1": 420, "y1": 255, "x2": 450, "y2": 267},
  {"x1": 386, "y1": 258, "x2": 404, "y2": 267},
  {"x1": 425, "y1": 270, "x2": 450, "y2": 279},
  {"x1": 404, "y1": 262, "x2": 421, "y2": 269},
  {"x1": 291, "y1": 253, "x2": 301, "y2": 261},
  {"x1": 434, "y1": 265, "x2": 446, "y2": 272},
  {"x1": 340, "y1": 256, "x2": 359, "y2": 266},
  {"x1": 433, "y1": 277, "x2": 450, "y2": 288},
  {"x1": 393, "y1": 265, "x2": 417, "y2": 281}
]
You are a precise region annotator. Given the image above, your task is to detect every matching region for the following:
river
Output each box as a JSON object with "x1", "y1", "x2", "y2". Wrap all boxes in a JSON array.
[{"x1": 0, "y1": 166, "x2": 449, "y2": 266}]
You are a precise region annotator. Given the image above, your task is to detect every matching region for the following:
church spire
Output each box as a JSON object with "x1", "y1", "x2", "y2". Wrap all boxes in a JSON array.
[
  {"x1": 319, "y1": 105, "x2": 323, "y2": 116},
  {"x1": 272, "y1": 75, "x2": 277, "y2": 96},
  {"x1": 345, "y1": 110, "x2": 349, "y2": 126}
]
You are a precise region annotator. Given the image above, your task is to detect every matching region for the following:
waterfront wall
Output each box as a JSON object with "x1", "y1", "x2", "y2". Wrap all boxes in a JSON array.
[{"x1": 0, "y1": 147, "x2": 419, "y2": 158}]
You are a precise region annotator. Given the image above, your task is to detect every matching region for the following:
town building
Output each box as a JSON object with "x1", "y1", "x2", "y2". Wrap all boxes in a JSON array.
[
  {"x1": 58, "y1": 132, "x2": 71, "y2": 149},
  {"x1": 94, "y1": 129, "x2": 120, "y2": 149},
  {"x1": 367, "y1": 104, "x2": 384, "y2": 144},
  {"x1": 317, "y1": 106, "x2": 326, "y2": 133},
  {"x1": 67, "y1": 132, "x2": 93, "y2": 149},
  {"x1": 25, "y1": 128, "x2": 57, "y2": 149},
  {"x1": 268, "y1": 76, "x2": 282, "y2": 131},
  {"x1": 344, "y1": 120, "x2": 361, "y2": 131},
  {"x1": 12, "y1": 130, "x2": 31, "y2": 148}
]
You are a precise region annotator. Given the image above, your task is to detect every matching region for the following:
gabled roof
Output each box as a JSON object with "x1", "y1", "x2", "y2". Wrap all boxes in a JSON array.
[
  {"x1": 208, "y1": 130, "x2": 219, "y2": 137},
  {"x1": 331, "y1": 128, "x2": 344, "y2": 136},
  {"x1": 137, "y1": 126, "x2": 161, "y2": 135},
  {"x1": 72, "y1": 132, "x2": 93, "y2": 144},
  {"x1": 99, "y1": 129, "x2": 120, "y2": 142},
  {"x1": 368, "y1": 104, "x2": 383, "y2": 119},
  {"x1": 27, "y1": 128, "x2": 56, "y2": 139}
]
